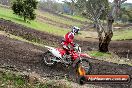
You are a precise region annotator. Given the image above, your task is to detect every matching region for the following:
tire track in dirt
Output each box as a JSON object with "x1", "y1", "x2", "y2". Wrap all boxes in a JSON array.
[
  {"x1": 0, "y1": 18, "x2": 97, "y2": 50},
  {"x1": 37, "y1": 15, "x2": 72, "y2": 29},
  {"x1": 0, "y1": 18, "x2": 132, "y2": 58},
  {"x1": 39, "y1": 9, "x2": 87, "y2": 24},
  {"x1": 110, "y1": 40, "x2": 132, "y2": 59}
]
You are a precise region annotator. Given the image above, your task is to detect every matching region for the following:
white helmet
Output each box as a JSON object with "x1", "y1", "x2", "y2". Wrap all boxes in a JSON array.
[{"x1": 72, "y1": 26, "x2": 80, "y2": 34}]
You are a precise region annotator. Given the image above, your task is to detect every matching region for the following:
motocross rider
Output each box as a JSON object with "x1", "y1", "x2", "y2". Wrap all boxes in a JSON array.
[{"x1": 61, "y1": 26, "x2": 80, "y2": 58}]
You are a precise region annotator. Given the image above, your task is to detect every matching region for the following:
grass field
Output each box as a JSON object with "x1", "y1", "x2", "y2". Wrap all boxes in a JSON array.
[
  {"x1": 0, "y1": 7, "x2": 69, "y2": 36},
  {"x1": 62, "y1": 14, "x2": 88, "y2": 22},
  {"x1": 0, "y1": 69, "x2": 71, "y2": 88},
  {"x1": 0, "y1": 6, "x2": 132, "y2": 40},
  {"x1": 37, "y1": 10, "x2": 83, "y2": 27},
  {"x1": 0, "y1": 6, "x2": 92, "y2": 39},
  {"x1": 112, "y1": 29, "x2": 132, "y2": 40},
  {"x1": 88, "y1": 51, "x2": 132, "y2": 66}
]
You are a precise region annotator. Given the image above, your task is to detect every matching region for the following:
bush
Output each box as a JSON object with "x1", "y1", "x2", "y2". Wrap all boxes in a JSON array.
[{"x1": 12, "y1": 0, "x2": 38, "y2": 22}]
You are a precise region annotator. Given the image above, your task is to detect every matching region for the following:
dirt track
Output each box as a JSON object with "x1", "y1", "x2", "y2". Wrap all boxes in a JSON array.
[
  {"x1": 0, "y1": 32, "x2": 132, "y2": 88},
  {"x1": 110, "y1": 40, "x2": 132, "y2": 58},
  {"x1": 0, "y1": 18, "x2": 132, "y2": 87},
  {"x1": 0, "y1": 18, "x2": 132, "y2": 58}
]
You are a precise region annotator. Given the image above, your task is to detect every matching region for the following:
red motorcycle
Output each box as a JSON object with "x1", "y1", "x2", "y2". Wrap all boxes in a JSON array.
[{"x1": 43, "y1": 43, "x2": 92, "y2": 75}]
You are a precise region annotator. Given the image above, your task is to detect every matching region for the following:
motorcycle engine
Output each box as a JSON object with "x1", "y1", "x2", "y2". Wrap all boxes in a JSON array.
[{"x1": 63, "y1": 54, "x2": 72, "y2": 64}]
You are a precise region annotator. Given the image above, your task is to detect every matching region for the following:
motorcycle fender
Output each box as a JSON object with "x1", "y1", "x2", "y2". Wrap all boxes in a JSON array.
[
  {"x1": 44, "y1": 46, "x2": 62, "y2": 58},
  {"x1": 49, "y1": 49, "x2": 62, "y2": 58},
  {"x1": 72, "y1": 54, "x2": 91, "y2": 68}
]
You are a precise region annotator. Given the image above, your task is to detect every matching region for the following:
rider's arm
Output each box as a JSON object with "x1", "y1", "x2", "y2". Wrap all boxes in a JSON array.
[
  {"x1": 65, "y1": 32, "x2": 74, "y2": 47},
  {"x1": 68, "y1": 35, "x2": 74, "y2": 47},
  {"x1": 69, "y1": 39, "x2": 74, "y2": 47}
]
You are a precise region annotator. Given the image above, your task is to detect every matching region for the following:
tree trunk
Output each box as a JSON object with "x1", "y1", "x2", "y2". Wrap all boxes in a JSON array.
[
  {"x1": 86, "y1": 0, "x2": 126, "y2": 52},
  {"x1": 99, "y1": 16, "x2": 114, "y2": 52},
  {"x1": 99, "y1": 32, "x2": 113, "y2": 52},
  {"x1": 98, "y1": 0, "x2": 127, "y2": 52}
]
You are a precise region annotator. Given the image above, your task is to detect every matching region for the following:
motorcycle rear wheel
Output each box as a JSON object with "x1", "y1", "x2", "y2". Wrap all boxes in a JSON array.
[{"x1": 43, "y1": 51, "x2": 56, "y2": 66}]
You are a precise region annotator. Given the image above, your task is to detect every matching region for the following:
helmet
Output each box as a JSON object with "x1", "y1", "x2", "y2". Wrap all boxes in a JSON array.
[{"x1": 72, "y1": 26, "x2": 80, "y2": 34}]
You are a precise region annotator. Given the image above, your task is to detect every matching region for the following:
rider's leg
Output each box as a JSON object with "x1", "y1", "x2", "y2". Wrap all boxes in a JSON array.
[
  {"x1": 61, "y1": 41, "x2": 71, "y2": 58},
  {"x1": 62, "y1": 45, "x2": 71, "y2": 59}
]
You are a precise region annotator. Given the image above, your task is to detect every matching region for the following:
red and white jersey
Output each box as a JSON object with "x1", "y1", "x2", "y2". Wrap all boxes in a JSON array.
[{"x1": 63, "y1": 32, "x2": 75, "y2": 46}]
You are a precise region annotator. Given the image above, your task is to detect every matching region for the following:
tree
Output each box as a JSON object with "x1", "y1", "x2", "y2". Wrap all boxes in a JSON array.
[
  {"x1": 76, "y1": 0, "x2": 127, "y2": 52},
  {"x1": 12, "y1": 0, "x2": 38, "y2": 22},
  {"x1": 85, "y1": 0, "x2": 111, "y2": 52},
  {"x1": 127, "y1": 8, "x2": 132, "y2": 22},
  {"x1": 119, "y1": 8, "x2": 129, "y2": 23},
  {"x1": 63, "y1": 0, "x2": 76, "y2": 15},
  {"x1": 119, "y1": 7, "x2": 132, "y2": 23},
  {"x1": 38, "y1": 0, "x2": 63, "y2": 12}
]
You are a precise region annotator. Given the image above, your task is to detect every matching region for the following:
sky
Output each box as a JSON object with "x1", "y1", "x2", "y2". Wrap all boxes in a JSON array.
[{"x1": 56, "y1": 0, "x2": 132, "y2": 3}]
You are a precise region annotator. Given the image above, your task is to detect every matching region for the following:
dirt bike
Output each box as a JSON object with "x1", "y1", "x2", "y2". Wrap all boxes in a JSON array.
[{"x1": 43, "y1": 43, "x2": 92, "y2": 75}]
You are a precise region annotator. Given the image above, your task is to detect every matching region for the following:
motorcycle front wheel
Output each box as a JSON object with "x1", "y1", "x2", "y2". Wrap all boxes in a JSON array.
[
  {"x1": 76, "y1": 58, "x2": 92, "y2": 76},
  {"x1": 43, "y1": 51, "x2": 56, "y2": 66},
  {"x1": 76, "y1": 58, "x2": 91, "y2": 85}
]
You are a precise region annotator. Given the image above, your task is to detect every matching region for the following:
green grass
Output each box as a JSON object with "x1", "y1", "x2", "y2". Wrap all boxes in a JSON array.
[
  {"x1": 0, "y1": 72, "x2": 27, "y2": 88},
  {"x1": 112, "y1": 29, "x2": 132, "y2": 40},
  {"x1": 89, "y1": 51, "x2": 111, "y2": 57},
  {"x1": 0, "y1": 7, "x2": 69, "y2": 36},
  {"x1": 88, "y1": 51, "x2": 132, "y2": 66},
  {"x1": 1, "y1": 6, "x2": 132, "y2": 41},
  {"x1": 0, "y1": 6, "x2": 91, "y2": 39},
  {"x1": 0, "y1": 70, "x2": 71, "y2": 88},
  {"x1": 62, "y1": 14, "x2": 88, "y2": 22},
  {"x1": 37, "y1": 10, "x2": 83, "y2": 27}
]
